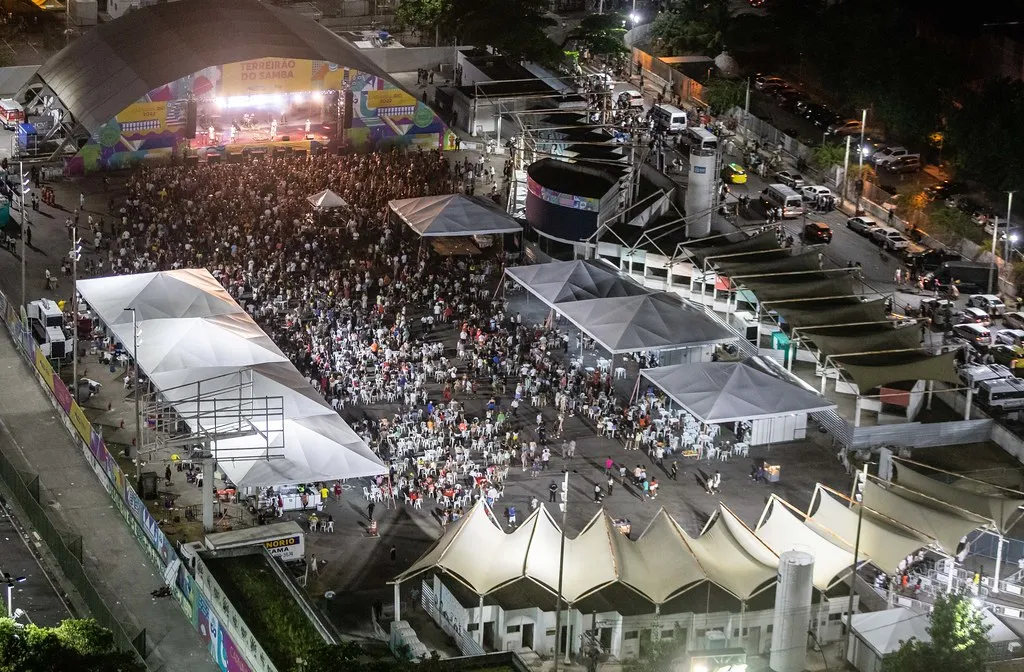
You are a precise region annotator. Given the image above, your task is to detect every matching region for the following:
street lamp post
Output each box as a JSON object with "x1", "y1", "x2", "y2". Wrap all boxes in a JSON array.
[
  {"x1": 18, "y1": 162, "x2": 28, "y2": 312},
  {"x1": 124, "y1": 307, "x2": 142, "y2": 490},
  {"x1": 552, "y1": 469, "x2": 569, "y2": 672},
  {"x1": 854, "y1": 109, "x2": 867, "y2": 214},
  {"x1": 70, "y1": 227, "x2": 81, "y2": 401},
  {"x1": 3, "y1": 573, "x2": 26, "y2": 618},
  {"x1": 1007, "y1": 233, "x2": 1019, "y2": 269}
]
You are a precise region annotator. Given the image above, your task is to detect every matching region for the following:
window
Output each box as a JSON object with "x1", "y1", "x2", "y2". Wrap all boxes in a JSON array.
[
  {"x1": 766, "y1": 625, "x2": 774, "y2": 634},
  {"x1": 546, "y1": 628, "x2": 557, "y2": 636},
  {"x1": 507, "y1": 625, "x2": 521, "y2": 633},
  {"x1": 662, "y1": 629, "x2": 674, "y2": 638},
  {"x1": 467, "y1": 623, "x2": 479, "y2": 632},
  {"x1": 624, "y1": 631, "x2": 639, "y2": 640},
  {"x1": 828, "y1": 613, "x2": 843, "y2": 622},
  {"x1": 696, "y1": 629, "x2": 706, "y2": 638},
  {"x1": 647, "y1": 266, "x2": 668, "y2": 279},
  {"x1": 671, "y1": 274, "x2": 690, "y2": 286},
  {"x1": 733, "y1": 629, "x2": 740, "y2": 637}
]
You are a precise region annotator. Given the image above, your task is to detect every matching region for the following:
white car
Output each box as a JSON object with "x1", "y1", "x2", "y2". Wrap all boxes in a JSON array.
[
  {"x1": 827, "y1": 119, "x2": 862, "y2": 136},
  {"x1": 619, "y1": 90, "x2": 644, "y2": 109},
  {"x1": 996, "y1": 329, "x2": 1024, "y2": 348},
  {"x1": 846, "y1": 216, "x2": 880, "y2": 236},
  {"x1": 801, "y1": 185, "x2": 833, "y2": 202},
  {"x1": 775, "y1": 170, "x2": 805, "y2": 188},
  {"x1": 957, "y1": 306, "x2": 992, "y2": 325},
  {"x1": 872, "y1": 146, "x2": 909, "y2": 166},
  {"x1": 871, "y1": 226, "x2": 909, "y2": 250},
  {"x1": 967, "y1": 294, "x2": 1006, "y2": 315}
]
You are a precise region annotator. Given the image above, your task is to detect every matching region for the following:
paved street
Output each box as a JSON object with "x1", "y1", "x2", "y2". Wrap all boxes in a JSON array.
[{"x1": 0, "y1": 500, "x2": 71, "y2": 627}]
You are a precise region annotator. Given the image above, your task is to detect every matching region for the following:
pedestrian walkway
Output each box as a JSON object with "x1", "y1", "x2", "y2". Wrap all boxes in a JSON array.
[{"x1": 0, "y1": 332, "x2": 216, "y2": 671}]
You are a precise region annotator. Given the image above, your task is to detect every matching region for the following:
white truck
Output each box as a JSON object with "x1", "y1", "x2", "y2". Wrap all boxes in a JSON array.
[{"x1": 26, "y1": 298, "x2": 72, "y2": 360}]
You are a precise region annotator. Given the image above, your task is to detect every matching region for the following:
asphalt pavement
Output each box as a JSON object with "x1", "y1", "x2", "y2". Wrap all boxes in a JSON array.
[{"x1": 0, "y1": 500, "x2": 71, "y2": 627}]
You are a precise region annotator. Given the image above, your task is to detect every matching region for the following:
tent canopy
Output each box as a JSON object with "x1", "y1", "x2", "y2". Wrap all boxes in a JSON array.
[
  {"x1": 851, "y1": 607, "x2": 1017, "y2": 657},
  {"x1": 389, "y1": 194, "x2": 522, "y2": 237},
  {"x1": 774, "y1": 298, "x2": 887, "y2": 329},
  {"x1": 717, "y1": 250, "x2": 825, "y2": 277},
  {"x1": 740, "y1": 274, "x2": 858, "y2": 303},
  {"x1": 684, "y1": 230, "x2": 780, "y2": 266},
  {"x1": 555, "y1": 292, "x2": 736, "y2": 354},
  {"x1": 834, "y1": 350, "x2": 960, "y2": 391},
  {"x1": 76, "y1": 270, "x2": 385, "y2": 488},
  {"x1": 641, "y1": 356, "x2": 835, "y2": 424},
  {"x1": 801, "y1": 324, "x2": 922, "y2": 357},
  {"x1": 307, "y1": 189, "x2": 349, "y2": 209},
  {"x1": 755, "y1": 496, "x2": 854, "y2": 590},
  {"x1": 505, "y1": 260, "x2": 648, "y2": 304},
  {"x1": 861, "y1": 478, "x2": 986, "y2": 555}
]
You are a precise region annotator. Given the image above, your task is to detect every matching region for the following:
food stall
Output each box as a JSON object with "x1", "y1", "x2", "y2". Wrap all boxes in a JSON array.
[{"x1": 256, "y1": 483, "x2": 324, "y2": 512}]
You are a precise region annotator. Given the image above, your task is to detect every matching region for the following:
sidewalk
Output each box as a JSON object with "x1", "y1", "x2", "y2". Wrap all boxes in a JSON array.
[{"x1": 0, "y1": 332, "x2": 216, "y2": 671}]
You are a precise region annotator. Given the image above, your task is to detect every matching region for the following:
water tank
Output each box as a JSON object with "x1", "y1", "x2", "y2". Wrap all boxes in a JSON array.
[
  {"x1": 685, "y1": 147, "x2": 716, "y2": 238},
  {"x1": 769, "y1": 550, "x2": 815, "y2": 672}
]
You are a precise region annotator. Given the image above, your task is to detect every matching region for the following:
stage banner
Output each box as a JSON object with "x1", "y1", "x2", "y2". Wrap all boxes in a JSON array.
[
  {"x1": 34, "y1": 347, "x2": 55, "y2": 392},
  {"x1": 115, "y1": 101, "x2": 169, "y2": 135},
  {"x1": 221, "y1": 58, "x2": 314, "y2": 96},
  {"x1": 69, "y1": 400, "x2": 92, "y2": 446}
]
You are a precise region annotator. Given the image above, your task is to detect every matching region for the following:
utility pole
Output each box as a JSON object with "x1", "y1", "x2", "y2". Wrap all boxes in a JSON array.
[
  {"x1": 845, "y1": 464, "x2": 868, "y2": 648},
  {"x1": 70, "y1": 227, "x2": 80, "y2": 400},
  {"x1": 553, "y1": 470, "x2": 569, "y2": 671},
  {"x1": 854, "y1": 109, "x2": 867, "y2": 214},
  {"x1": 18, "y1": 162, "x2": 27, "y2": 311},
  {"x1": 124, "y1": 307, "x2": 141, "y2": 490},
  {"x1": 841, "y1": 135, "x2": 851, "y2": 206},
  {"x1": 989, "y1": 217, "x2": 1000, "y2": 296}
]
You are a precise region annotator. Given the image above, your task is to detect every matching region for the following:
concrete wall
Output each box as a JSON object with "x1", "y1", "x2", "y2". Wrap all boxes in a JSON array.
[{"x1": 358, "y1": 46, "x2": 462, "y2": 74}]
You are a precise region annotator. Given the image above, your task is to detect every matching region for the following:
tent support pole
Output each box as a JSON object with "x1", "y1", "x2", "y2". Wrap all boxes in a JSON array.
[
  {"x1": 478, "y1": 594, "x2": 485, "y2": 644},
  {"x1": 788, "y1": 341, "x2": 795, "y2": 372},
  {"x1": 853, "y1": 396, "x2": 862, "y2": 428},
  {"x1": 845, "y1": 463, "x2": 867, "y2": 643},
  {"x1": 738, "y1": 601, "x2": 745, "y2": 651},
  {"x1": 994, "y1": 534, "x2": 1005, "y2": 594},
  {"x1": 926, "y1": 379, "x2": 934, "y2": 410},
  {"x1": 964, "y1": 388, "x2": 973, "y2": 420},
  {"x1": 394, "y1": 582, "x2": 402, "y2": 623},
  {"x1": 553, "y1": 470, "x2": 569, "y2": 671}
]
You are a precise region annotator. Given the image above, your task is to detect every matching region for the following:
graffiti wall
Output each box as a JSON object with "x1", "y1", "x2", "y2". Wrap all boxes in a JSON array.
[{"x1": 67, "y1": 58, "x2": 450, "y2": 174}]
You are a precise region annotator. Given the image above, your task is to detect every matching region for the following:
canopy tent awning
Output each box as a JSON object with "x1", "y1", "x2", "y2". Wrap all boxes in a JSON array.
[
  {"x1": 773, "y1": 298, "x2": 888, "y2": 329},
  {"x1": 807, "y1": 486, "x2": 935, "y2": 573},
  {"x1": 389, "y1": 194, "x2": 522, "y2": 237},
  {"x1": 76, "y1": 270, "x2": 385, "y2": 488},
  {"x1": 716, "y1": 250, "x2": 825, "y2": 277},
  {"x1": 634, "y1": 510, "x2": 709, "y2": 603},
  {"x1": 689, "y1": 506, "x2": 779, "y2": 600},
  {"x1": 755, "y1": 496, "x2": 854, "y2": 590},
  {"x1": 684, "y1": 230, "x2": 780, "y2": 266},
  {"x1": 893, "y1": 461, "x2": 1024, "y2": 536},
  {"x1": 861, "y1": 478, "x2": 987, "y2": 555},
  {"x1": 555, "y1": 292, "x2": 737, "y2": 354},
  {"x1": 739, "y1": 274, "x2": 858, "y2": 303},
  {"x1": 833, "y1": 350, "x2": 960, "y2": 392},
  {"x1": 850, "y1": 607, "x2": 1018, "y2": 658},
  {"x1": 307, "y1": 188, "x2": 349, "y2": 209},
  {"x1": 640, "y1": 356, "x2": 835, "y2": 424},
  {"x1": 504, "y1": 260, "x2": 649, "y2": 304},
  {"x1": 800, "y1": 324, "x2": 923, "y2": 357}
]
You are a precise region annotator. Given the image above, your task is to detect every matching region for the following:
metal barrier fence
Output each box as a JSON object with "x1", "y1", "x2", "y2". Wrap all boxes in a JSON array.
[{"x1": 0, "y1": 436, "x2": 146, "y2": 660}]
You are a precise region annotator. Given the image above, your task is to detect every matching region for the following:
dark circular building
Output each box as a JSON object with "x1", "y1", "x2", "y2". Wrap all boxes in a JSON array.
[{"x1": 525, "y1": 158, "x2": 620, "y2": 247}]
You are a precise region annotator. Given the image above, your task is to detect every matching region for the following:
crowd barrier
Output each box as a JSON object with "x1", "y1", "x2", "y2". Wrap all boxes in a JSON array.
[{"x1": 0, "y1": 287, "x2": 260, "y2": 672}]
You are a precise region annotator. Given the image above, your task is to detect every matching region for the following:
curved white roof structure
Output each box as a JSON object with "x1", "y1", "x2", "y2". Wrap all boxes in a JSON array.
[
  {"x1": 389, "y1": 194, "x2": 522, "y2": 237},
  {"x1": 77, "y1": 269, "x2": 385, "y2": 488}
]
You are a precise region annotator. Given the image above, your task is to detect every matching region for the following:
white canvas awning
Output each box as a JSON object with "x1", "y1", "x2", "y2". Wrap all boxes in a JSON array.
[
  {"x1": 307, "y1": 188, "x2": 349, "y2": 209},
  {"x1": 690, "y1": 506, "x2": 779, "y2": 600},
  {"x1": 389, "y1": 194, "x2": 522, "y2": 237},
  {"x1": 755, "y1": 496, "x2": 854, "y2": 590},
  {"x1": 76, "y1": 270, "x2": 385, "y2": 488},
  {"x1": 641, "y1": 357, "x2": 835, "y2": 424},
  {"x1": 505, "y1": 260, "x2": 649, "y2": 304},
  {"x1": 632, "y1": 510, "x2": 708, "y2": 603},
  {"x1": 894, "y1": 461, "x2": 1024, "y2": 535},
  {"x1": 850, "y1": 607, "x2": 1018, "y2": 657}
]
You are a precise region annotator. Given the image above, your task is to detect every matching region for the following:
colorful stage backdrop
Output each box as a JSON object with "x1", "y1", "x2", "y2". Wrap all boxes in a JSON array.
[{"x1": 67, "y1": 58, "x2": 452, "y2": 174}]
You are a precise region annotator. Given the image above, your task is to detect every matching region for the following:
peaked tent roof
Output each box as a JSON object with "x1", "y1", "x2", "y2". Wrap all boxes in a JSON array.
[
  {"x1": 555, "y1": 292, "x2": 736, "y2": 354},
  {"x1": 389, "y1": 194, "x2": 522, "y2": 237},
  {"x1": 690, "y1": 507, "x2": 778, "y2": 600},
  {"x1": 307, "y1": 189, "x2": 349, "y2": 209},
  {"x1": 893, "y1": 462, "x2": 1024, "y2": 536},
  {"x1": 851, "y1": 607, "x2": 1018, "y2": 657},
  {"x1": 640, "y1": 356, "x2": 835, "y2": 423},
  {"x1": 505, "y1": 260, "x2": 649, "y2": 304},
  {"x1": 861, "y1": 479, "x2": 987, "y2": 555},
  {"x1": 78, "y1": 269, "x2": 244, "y2": 325},
  {"x1": 634, "y1": 510, "x2": 708, "y2": 602},
  {"x1": 755, "y1": 497, "x2": 854, "y2": 590}
]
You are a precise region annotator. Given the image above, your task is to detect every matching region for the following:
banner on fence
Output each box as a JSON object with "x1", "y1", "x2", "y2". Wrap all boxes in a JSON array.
[
  {"x1": 126, "y1": 484, "x2": 174, "y2": 566},
  {"x1": 69, "y1": 401, "x2": 93, "y2": 446},
  {"x1": 196, "y1": 590, "x2": 254, "y2": 672},
  {"x1": 34, "y1": 346, "x2": 55, "y2": 392}
]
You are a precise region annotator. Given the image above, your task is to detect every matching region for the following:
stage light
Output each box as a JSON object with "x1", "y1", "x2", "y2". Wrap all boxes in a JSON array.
[
  {"x1": 312, "y1": 91, "x2": 323, "y2": 103},
  {"x1": 214, "y1": 97, "x2": 225, "y2": 109},
  {"x1": 293, "y1": 93, "x2": 305, "y2": 105}
]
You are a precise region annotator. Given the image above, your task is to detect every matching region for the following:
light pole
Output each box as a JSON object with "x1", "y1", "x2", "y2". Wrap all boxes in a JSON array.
[
  {"x1": 124, "y1": 307, "x2": 142, "y2": 490},
  {"x1": 18, "y1": 162, "x2": 28, "y2": 311},
  {"x1": 3, "y1": 573, "x2": 26, "y2": 618},
  {"x1": 989, "y1": 217, "x2": 1001, "y2": 296},
  {"x1": 1007, "y1": 233, "x2": 1019, "y2": 268},
  {"x1": 845, "y1": 464, "x2": 867, "y2": 646},
  {"x1": 552, "y1": 469, "x2": 569, "y2": 671},
  {"x1": 854, "y1": 109, "x2": 867, "y2": 214},
  {"x1": 70, "y1": 228, "x2": 81, "y2": 400}
]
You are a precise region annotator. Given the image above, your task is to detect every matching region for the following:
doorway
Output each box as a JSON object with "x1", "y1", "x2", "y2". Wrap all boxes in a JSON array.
[
  {"x1": 522, "y1": 623, "x2": 534, "y2": 650},
  {"x1": 483, "y1": 622, "x2": 495, "y2": 651},
  {"x1": 599, "y1": 627, "x2": 612, "y2": 651},
  {"x1": 560, "y1": 624, "x2": 575, "y2": 656}
]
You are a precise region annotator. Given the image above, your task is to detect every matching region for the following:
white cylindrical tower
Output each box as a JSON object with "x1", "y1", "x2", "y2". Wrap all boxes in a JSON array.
[
  {"x1": 685, "y1": 146, "x2": 717, "y2": 238},
  {"x1": 769, "y1": 550, "x2": 815, "y2": 672}
]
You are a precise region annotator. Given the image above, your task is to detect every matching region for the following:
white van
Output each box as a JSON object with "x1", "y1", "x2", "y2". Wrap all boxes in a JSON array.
[
  {"x1": 760, "y1": 184, "x2": 804, "y2": 219},
  {"x1": 651, "y1": 104, "x2": 687, "y2": 134},
  {"x1": 684, "y1": 126, "x2": 718, "y2": 151}
]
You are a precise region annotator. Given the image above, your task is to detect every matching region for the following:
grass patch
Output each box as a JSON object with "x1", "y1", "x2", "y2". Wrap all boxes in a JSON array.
[{"x1": 205, "y1": 554, "x2": 321, "y2": 670}]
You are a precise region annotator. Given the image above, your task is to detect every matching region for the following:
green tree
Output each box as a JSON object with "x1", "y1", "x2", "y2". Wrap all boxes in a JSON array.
[
  {"x1": 567, "y1": 13, "x2": 629, "y2": 58},
  {"x1": 810, "y1": 142, "x2": 847, "y2": 171},
  {"x1": 927, "y1": 206, "x2": 984, "y2": 246},
  {"x1": 0, "y1": 618, "x2": 144, "y2": 672},
  {"x1": 885, "y1": 592, "x2": 990, "y2": 672},
  {"x1": 701, "y1": 77, "x2": 745, "y2": 115},
  {"x1": 394, "y1": 0, "x2": 452, "y2": 46},
  {"x1": 946, "y1": 78, "x2": 1024, "y2": 192},
  {"x1": 650, "y1": 0, "x2": 731, "y2": 57}
]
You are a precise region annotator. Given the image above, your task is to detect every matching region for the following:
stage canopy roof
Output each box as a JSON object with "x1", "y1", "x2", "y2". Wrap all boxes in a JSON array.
[
  {"x1": 640, "y1": 356, "x2": 835, "y2": 424},
  {"x1": 505, "y1": 260, "x2": 649, "y2": 304},
  {"x1": 77, "y1": 269, "x2": 385, "y2": 488},
  {"x1": 308, "y1": 189, "x2": 349, "y2": 209},
  {"x1": 395, "y1": 502, "x2": 779, "y2": 604},
  {"x1": 389, "y1": 194, "x2": 522, "y2": 237},
  {"x1": 34, "y1": 0, "x2": 391, "y2": 134}
]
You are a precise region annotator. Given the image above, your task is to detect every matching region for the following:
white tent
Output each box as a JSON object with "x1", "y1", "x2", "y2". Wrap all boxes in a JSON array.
[
  {"x1": 640, "y1": 357, "x2": 835, "y2": 424},
  {"x1": 307, "y1": 189, "x2": 349, "y2": 209},
  {"x1": 689, "y1": 506, "x2": 779, "y2": 600},
  {"x1": 76, "y1": 270, "x2": 386, "y2": 488},
  {"x1": 755, "y1": 496, "x2": 854, "y2": 590},
  {"x1": 555, "y1": 293, "x2": 736, "y2": 354},
  {"x1": 505, "y1": 260, "x2": 649, "y2": 304},
  {"x1": 389, "y1": 194, "x2": 522, "y2": 237}
]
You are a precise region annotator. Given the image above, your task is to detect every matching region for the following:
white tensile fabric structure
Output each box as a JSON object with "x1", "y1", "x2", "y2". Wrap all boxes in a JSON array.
[
  {"x1": 394, "y1": 502, "x2": 781, "y2": 604},
  {"x1": 307, "y1": 188, "x2": 349, "y2": 209},
  {"x1": 389, "y1": 194, "x2": 523, "y2": 237},
  {"x1": 505, "y1": 260, "x2": 650, "y2": 304},
  {"x1": 76, "y1": 270, "x2": 386, "y2": 488},
  {"x1": 755, "y1": 496, "x2": 855, "y2": 590},
  {"x1": 640, "y1": 357, "x2": 836, "y2": 424},
  {"x1": 849, "y1": 607, "x2": 1017, "y2": 659}
]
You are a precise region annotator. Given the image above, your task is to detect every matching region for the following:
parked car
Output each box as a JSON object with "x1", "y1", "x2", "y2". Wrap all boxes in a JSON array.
[
  {"x1": 802, "y1": 221, "x2": 833, "y2": 244},
  {"x1": 774, "y1": 170, "x2": 805, "y2": 188},
  {"x1": 967, "y1": 294, "x2": 1006, "y2": 315},
  {"x1": 753, "y1": 74, "x2": 786, "y2": 90},
  {"x1": 777, "y1": 90, "x2": 806, "y2": 113},
  {"x1": 871, "y1": 226, "x2": 910, "y2": 250},
  {"x1": 847, "y1": 216, "x2": 880, "y2": 236},
  {"x1": 884, "y1": 155, "x2": 922, "y2": 174},
  {"x1": 618, "y1": 90, "x2": 644, "y2": 109},
  {"x1": 995, "y1": 329, "x2": 1024, "y2": 348},
  {"x1": 801, "y1": 185, "x2": 833, "y2": 202},
  {"x1": 1004, "y1": 311, "x2": 1024, "y2": 329},
  {"x1": 923, "y1": 180, "x2": 967, "y2": 201},
  {"x1": 903, "y1": 248, "x2": 961, "y2": 272},
  {"x1": 826, "y1": 119, "x2": 863, "y2": 136},
  {"x1": 853, "y1": 137, "x2": 885, "y2": 162},
  {"x1": 957, "y1": 306, "x2": 992, "y2": 325},
  {"x1": 950, "y1": 322, "x2": 992, "y2": 348},
  {"x1": 871, "y1": 146, "x2": 909, "y2": 166},
  {"x1": 721, "y1": 163, "x2": 748, "y2": 184},
  {"x1": 987, "y1": 344, "x2": 1024, "y2": 373}
]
